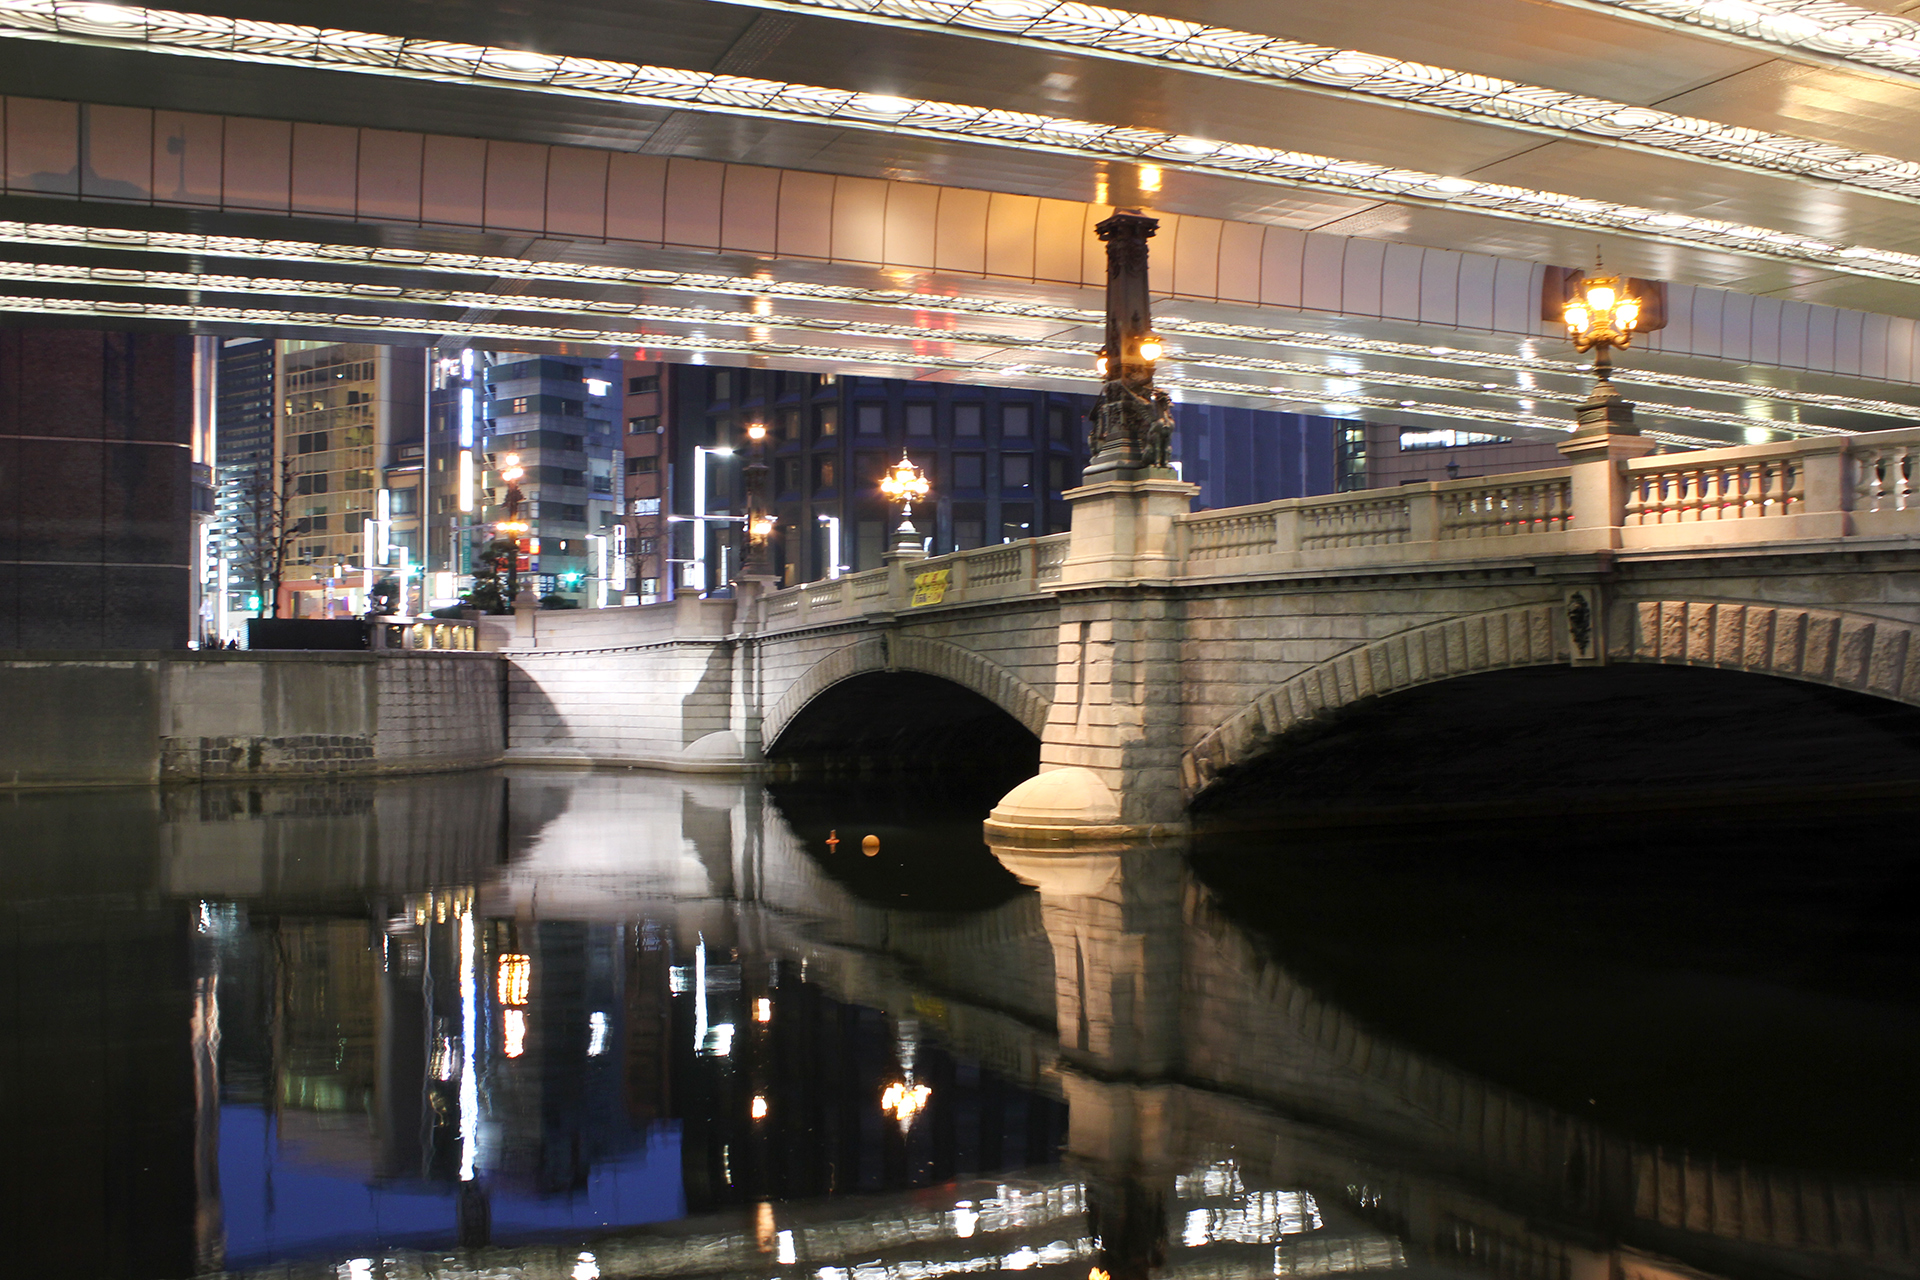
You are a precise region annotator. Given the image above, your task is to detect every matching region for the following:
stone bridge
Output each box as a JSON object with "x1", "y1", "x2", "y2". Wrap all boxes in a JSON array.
[{"x1": 500, "y1": 423, "x2": 1920, "y2": 833}]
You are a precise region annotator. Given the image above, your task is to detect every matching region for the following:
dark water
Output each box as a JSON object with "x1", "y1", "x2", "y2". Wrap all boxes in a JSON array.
[{"x1": 2, "y1": 768, "x2": 1914, "y2": 1280}]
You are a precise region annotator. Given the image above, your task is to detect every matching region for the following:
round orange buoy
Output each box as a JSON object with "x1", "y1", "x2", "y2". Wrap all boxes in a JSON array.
[{"x1": 862, "y1": 834, "x2": 880, "y2": 857}]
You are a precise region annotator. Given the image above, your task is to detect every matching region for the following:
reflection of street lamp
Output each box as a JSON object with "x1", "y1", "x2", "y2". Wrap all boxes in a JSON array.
[
  {"x1": 1561, "y1": 258, "x2": 1645, "y2": 438},
  {"x1": 879, "y1": 451, "x2": 931, "y2": 560},
  {"x1": 881, "y1": 1079, "x2": 931, "y2": 1131},
  {"x1": 742, "y1": 423, "x2": 775, "y2": 580}
]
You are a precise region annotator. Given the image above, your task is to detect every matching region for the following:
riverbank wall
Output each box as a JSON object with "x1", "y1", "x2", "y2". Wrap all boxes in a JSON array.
[{"x1": 1, "y1": 650, "x2": 504, "y2": 787}]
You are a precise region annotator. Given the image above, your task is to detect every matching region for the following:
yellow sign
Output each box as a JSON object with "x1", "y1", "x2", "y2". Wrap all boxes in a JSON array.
[{"x1": 910, "y1": 568, "x2": 949, "y2": 606}]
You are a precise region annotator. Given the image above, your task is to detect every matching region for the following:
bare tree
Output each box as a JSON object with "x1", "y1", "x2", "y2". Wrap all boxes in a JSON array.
[{"x1": 231, "y1": 455, "x2": 298, "y2": 618}]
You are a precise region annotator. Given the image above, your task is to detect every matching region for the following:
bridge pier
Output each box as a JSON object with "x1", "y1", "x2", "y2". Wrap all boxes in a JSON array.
[{"x1": 988, "y1": 476, "x2": 1198, "y2": 840}]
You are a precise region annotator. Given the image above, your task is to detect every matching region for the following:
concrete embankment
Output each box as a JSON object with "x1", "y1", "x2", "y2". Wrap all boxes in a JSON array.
[{"x1": 1, "y1": 649, "x2": 504, "y2": 787}]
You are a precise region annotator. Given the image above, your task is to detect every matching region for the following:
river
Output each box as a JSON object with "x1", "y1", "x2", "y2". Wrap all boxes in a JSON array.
[{"x1": 3, "y1": 767, "x2": 1913, "y2": 1280}]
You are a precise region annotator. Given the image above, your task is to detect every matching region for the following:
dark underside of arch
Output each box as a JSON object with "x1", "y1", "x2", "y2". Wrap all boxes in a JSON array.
[
  {"x1": 767, "y1": 670, "x2": 1040, "y2": 781},
  {"x1": 1193, "y1": 663, "x2": 1920, "y2": 824}
]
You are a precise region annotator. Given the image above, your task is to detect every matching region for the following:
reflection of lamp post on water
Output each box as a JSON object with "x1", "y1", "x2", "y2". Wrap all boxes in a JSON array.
[{"x1": 880, "y1": 451, "x2": 931, "y2": 561}]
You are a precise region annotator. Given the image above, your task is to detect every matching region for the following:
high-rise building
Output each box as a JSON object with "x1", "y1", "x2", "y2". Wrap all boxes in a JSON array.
[
  {"x1": 272, "y1": 341, "x2": 426, "y2": 617},
  {"x1": 477, "y1": 351, "x2": 623, "y2": 605},
  {"x1": 210, "y1": 336, "x2": 276, "y2": 639},
  {"x1": 619, "y1": 362, "x2": 669, "y2": 604}
]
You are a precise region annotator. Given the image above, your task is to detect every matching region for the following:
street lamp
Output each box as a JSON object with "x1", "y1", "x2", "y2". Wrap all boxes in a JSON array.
[
  {"x1": 741, "y1": 422, "x2": 775, "y2": 580},
  {"x1": 692, "y1": 445, "x2": 734, "y2": 593},
  {"x1": 1561, "y1": 257, "x2": 1646, "y2": 438},
  {"x1": 494, "y1": 452, "x2": 529, "y2": 605},
  {"x1": 879, "y1": 451, "x2": 931, "y2": 559}
]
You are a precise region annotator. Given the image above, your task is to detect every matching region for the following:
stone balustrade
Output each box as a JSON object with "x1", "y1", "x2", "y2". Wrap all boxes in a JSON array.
[
  {"x1": 755, "y1": 533, "x2": 1070, "y2": 628},
  {"x1": 752, "y1": 425, "x2": 1920, "y2": 634}
]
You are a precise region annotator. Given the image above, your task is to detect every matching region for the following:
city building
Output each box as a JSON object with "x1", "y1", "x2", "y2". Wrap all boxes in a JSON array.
[
  {"x1": 620, "y1": 364, "x2": 1347, "y2": 595},
  {"x1": 477, "y1": 351, "x2": 623, "y2": 606},
  {"x1": 620, "y1": 361, "x2": 669, "y2": 604},
  {"x1": 0, "y1": 328, "x2": 197, "y2": 649},
  {"x1": 272, "y1": 341, "x2": 427, "y2": 617},
  {"x1": 209, "y1": 336, "x2": 277, "y2": 640}
]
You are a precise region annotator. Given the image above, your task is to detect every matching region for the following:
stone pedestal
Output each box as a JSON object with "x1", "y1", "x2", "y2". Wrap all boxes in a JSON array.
[
  {"x1": 1058, "y1": 476, "x2": 1195, "y2": 586},
  {"x1": 988, "y1": 476, "x2": 1198, "y2": 840}
]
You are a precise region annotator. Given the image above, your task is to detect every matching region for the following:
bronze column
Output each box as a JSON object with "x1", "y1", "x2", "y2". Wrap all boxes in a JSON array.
[{"x1": 1084, "y1": 210, "x2": 1175, "y2": 481}]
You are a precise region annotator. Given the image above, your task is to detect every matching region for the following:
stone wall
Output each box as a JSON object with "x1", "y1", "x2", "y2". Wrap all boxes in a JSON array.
[{"x1": 0, "y1": 650, "x2": 503, "y2": 787}]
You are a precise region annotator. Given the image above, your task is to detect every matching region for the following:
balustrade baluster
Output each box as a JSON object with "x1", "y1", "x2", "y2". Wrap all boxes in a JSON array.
[{"x1": 1623, "y1": 473, "x2": 1648, "y2": 526}]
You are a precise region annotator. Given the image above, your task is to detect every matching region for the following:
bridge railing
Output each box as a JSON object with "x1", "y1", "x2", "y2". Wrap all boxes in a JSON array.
[
  {"x1": 757, "y1": 533, "x2": 1070, "y2": 628},
  {"x1": 1176, "y1": 467, "x2": 1580, "y2": 575},
  {"x1": 755, "y1": 426, "x2": 1920, "y2": 631}
]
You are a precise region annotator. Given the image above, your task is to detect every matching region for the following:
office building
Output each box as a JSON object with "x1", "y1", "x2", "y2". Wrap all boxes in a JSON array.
[
  {"x1": 209, "y1": 336, "x2": 277, "y2": 639},
  {"x1": 625, "y1": 365, "x2": 1347, "y2": 594},
  {"x1": 273, "y1": 341, "x2": 427, "y2": 616},
  {"x1": 477, "y1": 351, "x2": 623, "y2": 605}
]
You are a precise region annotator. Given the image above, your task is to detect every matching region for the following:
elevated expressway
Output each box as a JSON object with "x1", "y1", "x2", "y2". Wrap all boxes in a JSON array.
[{"x1": 10, "y1": 0, "x2": 1920, "y2": 442}]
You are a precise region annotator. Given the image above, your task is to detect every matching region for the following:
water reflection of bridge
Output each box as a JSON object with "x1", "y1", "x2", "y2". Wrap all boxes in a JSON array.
[{"x1": 130, "y1": 772, "x2": 1920, "y2": 1279}]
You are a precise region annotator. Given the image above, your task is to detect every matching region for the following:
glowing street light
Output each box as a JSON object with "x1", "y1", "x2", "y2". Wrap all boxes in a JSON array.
[
  {"x1": 1561, "y1": 256, "x2": 1648, "y2": 439},
  {"x1": 880, "y1": 451, "x2": 931, "y2": 559},
  {"x1": 742, "y1": 422, "x2": 775, "y2": 580}
]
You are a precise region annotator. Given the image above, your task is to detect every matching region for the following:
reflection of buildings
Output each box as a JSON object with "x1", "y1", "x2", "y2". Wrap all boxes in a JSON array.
[{"x1": 19, "y1": 771, "x2": 1914, "y2": 1280}]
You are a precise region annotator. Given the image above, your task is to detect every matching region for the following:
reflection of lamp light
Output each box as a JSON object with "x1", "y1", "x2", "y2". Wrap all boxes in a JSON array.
[
  {"x1": 754, "y1": 997, "x2": 773, "y2": 1022},
  {"x1": 503, "y1": 1008, "x2": 527, "y2": 1058},
  {"x1": 497, "y1": 953, "x2": 530, "y2": 1006},
  {"x1": 751, "y1": 1095, "x2": 769, "y2": 1120},
  {"x1": 881, "y1": 1080, "x2": 932, "y2": 1131}
]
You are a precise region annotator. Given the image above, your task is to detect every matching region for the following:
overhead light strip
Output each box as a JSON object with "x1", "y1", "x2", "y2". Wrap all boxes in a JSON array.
[
  {"x1": 1545, "y1": 0, "x2": 1920, "y2": 84},
  {"x1": 0, "y1": 259, "x2": 1858, "y2": 432},
  {"x1": 7, "y1": 220, "x2": 1912, "y2": 421},
  {"x1": 0, "y1": 290, "x2": 1792, "y2": 443},
  {"x1": 723, "y1": 0, "x2": 1920, "y2": 206},
  {"x1": 5, "y1": 6, "x2": 1920, "y2": 286}
]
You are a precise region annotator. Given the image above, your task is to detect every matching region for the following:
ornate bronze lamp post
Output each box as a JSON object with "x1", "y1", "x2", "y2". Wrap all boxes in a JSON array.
[
  {"x1": 879, "y1": 451, "x2": 931, "y2": 559},
  {"x1": 494, "y1": 451, "x2": 529, "y2": 604},
  {"x1": 741, "y1": 421, "x2": 776, "y2": 579},
  {"x1": 1562, "y1": 259, "x2": 1646, "y2": 437},
  {"x1": 1085, "y1": 210, "x2": 1175, "y2": 480}
]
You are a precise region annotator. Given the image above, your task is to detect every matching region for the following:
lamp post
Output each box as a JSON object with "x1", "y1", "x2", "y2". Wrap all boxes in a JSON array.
[
  {"x1": 741, "y1": 422, "x2": 776, "y2": 580},
  {"x1": 1085, "y1": 210, "x2": 1175, "y2": 480},
  {"x1": 494, "y1": 452, "x2": 529, "y2": 606},
  {"x1": 879, "y1": 451, "x2": 931, "y2": 561},
  {"x1": 1561, "y1": 259, "x2": 1646, "y2": 438}
]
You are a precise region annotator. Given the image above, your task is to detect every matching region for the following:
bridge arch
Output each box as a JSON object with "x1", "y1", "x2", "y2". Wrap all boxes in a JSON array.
[
  {"x1": 1183, "y1": 598, "x2": 1920, "y2": 797},
  {"x1": 763, "y1": 633, "x2": 1051, "y2": 752}
]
